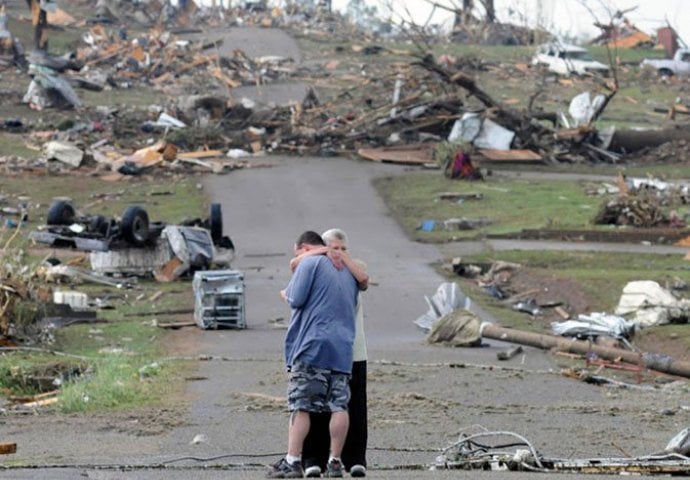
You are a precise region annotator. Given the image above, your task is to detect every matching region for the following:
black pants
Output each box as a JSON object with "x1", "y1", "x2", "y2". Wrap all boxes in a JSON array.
[{"x1": 302, "y1": 361, "x2": 368, "y2": 471}]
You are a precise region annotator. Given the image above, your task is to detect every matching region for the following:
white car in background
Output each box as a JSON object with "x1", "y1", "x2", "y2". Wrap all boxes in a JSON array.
[
  {"x1": 531, "y1": 43, "x2": 610, "y2": 76},
  {"x1": 640, "y1": 48, "x2": 690, "y2": 77}
]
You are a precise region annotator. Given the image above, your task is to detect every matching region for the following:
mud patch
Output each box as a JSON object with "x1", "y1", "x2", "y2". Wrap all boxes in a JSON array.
[{"x1": 503, "y1": 267, "x2": 593, "y2": 320}]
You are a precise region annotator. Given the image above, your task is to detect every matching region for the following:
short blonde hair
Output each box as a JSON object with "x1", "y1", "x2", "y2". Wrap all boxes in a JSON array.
[{"x1": 322, "y1": 228, "x2": 348, "y2": 247}]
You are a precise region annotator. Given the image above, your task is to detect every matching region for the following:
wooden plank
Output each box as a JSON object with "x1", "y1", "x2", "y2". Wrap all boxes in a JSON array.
[
  {"x1": 210, "y1": 67, "x2": 241, "y2": 89},
  {"x1": 177, "y1": 150, "x2": 225, "y2": 159},
  {"x1": 477, "y1": 149, "x2": 543, "y2": 161},
  {"x1": 555, "y1": 306, "x2": 571, "y2": 320},
  {"x1": 357, "y1": 144, "x2": 436, "y2": 165},
  {"x1": 20, "y1": 397, "x2": 58, "y2": 408},
  {"x1": 148, "y1": 290, "x2": 164, "y2": 303}
]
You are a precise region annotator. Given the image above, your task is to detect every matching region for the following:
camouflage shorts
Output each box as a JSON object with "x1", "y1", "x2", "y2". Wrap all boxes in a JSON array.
[{"x1": 287, "y1": 362, "x2": 350, "y2": 413}]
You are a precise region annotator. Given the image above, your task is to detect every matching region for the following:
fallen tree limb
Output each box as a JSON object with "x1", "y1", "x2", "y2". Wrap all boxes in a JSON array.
[
  {"x1": 481, "y1": 323, "x2": 690, "y2": 379},
  {"x1": 416, "y1": 54, "x2": 553, "y2": 147}
]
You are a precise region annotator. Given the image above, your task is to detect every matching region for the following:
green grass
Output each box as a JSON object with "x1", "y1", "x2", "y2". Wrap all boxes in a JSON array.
[
  {"x1": 374, "y1": 172, "x2": 604, "y2": 242},
  {"x1": 0, "y1": 133, "x2": 38, "y2": 158},
  {"x1": 483, "y1": 161, "x2": 690, "y2": 179},
  {"x1": 588, "y1": 45, "x2": 666, "y2": 65},
  {"x1": 0, "y1": 176, "x2": 206, "y2": 234}
]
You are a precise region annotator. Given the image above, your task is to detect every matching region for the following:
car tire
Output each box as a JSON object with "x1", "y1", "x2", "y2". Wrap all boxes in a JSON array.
[
  {"x1": 659, "y1": 68, "x2": 674, "y2": 77},
  {"x1": 121, "y1": 206, "x2": 149, "y2": 246},
  {"x1": 209, "y1": 203, "x2": 223, "y2": 244},
  {"x1": 47, "y1": 200, "x2": 76, "y2": 225}
]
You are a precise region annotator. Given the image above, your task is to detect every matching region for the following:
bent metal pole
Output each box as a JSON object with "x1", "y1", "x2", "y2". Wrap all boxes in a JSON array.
[{"x1": 480, "y1": 323, "x2": 690, "y2": 379}]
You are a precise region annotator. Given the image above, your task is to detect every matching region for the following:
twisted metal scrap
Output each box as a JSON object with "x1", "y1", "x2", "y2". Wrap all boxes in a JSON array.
[{"x1": 435, "y1": 429, "x2": 690, "y2": 475}]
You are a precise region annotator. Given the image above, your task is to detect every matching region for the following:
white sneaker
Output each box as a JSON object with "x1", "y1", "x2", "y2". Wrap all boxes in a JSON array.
[
  {"x1": 350, "y1": 464, "x2": 366, "y2": 477},
  {"x1": 305, "y1": 465, "x2": 322, "y2": 478}
]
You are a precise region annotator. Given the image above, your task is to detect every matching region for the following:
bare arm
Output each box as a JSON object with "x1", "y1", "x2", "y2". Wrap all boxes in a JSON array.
[
  {"x1": 289, "y1": 246, "x2": 329, "y2": 272},
  {"x1": 342, "y1": 253, "x2": 369, "y2": 291}
]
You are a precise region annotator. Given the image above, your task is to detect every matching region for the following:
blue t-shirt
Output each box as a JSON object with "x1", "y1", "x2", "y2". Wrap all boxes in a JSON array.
[{"x1": 284, "y1": 255, "x2": 358, "y2": 373}]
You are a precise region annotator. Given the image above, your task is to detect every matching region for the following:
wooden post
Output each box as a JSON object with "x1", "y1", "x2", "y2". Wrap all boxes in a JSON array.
[{"x1": 27, "y1": 0, "x2": 48, "y2": 50}]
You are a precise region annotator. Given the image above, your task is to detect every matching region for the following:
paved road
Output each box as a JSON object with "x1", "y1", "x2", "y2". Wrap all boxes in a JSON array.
[{"x1": 2, "y1": 26, "x2": 689, "y2": 480}]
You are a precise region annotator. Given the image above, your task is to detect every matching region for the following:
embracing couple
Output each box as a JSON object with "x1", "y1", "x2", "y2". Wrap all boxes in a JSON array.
[{"x1": 271, "y1": 229, "x2": 369, "y2": 478}]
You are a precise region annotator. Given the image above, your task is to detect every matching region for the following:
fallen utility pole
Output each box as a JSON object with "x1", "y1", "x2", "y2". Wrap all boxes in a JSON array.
[{"x1": 481, "y1": 323, "x2": 690, "y2": 379}]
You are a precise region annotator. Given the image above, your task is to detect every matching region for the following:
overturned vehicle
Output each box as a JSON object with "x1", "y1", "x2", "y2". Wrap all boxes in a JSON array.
[{"x1": 29, "y1": 201, "x2": 234, "y2": 278}]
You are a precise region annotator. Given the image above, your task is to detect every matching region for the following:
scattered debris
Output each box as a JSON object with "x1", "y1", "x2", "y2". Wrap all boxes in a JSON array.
[
  {"x1": 23, "y1": 50, "x2": 83, "y2": 111},
  {"x1": 552, "y1": 312, "x2": 635, "y2": 342},
  {"x1": 615, "y1": 280, "x2": 690, "y2": 327},
  {"x1": 415, "y1": 282, "x2": 690, "y2": 378},
  {"x1": 435, "y1": 428, "x2": 690, "y2": 474}
]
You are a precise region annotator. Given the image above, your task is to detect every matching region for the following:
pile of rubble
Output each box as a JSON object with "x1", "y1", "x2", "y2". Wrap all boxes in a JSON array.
[{"x1": 1, "y1": 0, "x2": 689, "y2": 176}]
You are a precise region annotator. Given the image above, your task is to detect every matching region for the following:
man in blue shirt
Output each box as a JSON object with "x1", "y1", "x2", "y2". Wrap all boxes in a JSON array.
[{"x1": 269, "y1": 231, "x2": 358, "y2": 479}]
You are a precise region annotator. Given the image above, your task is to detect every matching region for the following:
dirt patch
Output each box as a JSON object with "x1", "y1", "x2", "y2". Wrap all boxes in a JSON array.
[
  {"x1": 161, "y1": 323, "x2": 203, "y2": 358},
  {"x1": 507, "y1": 267, "x2": 594, "y2": 318}
]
